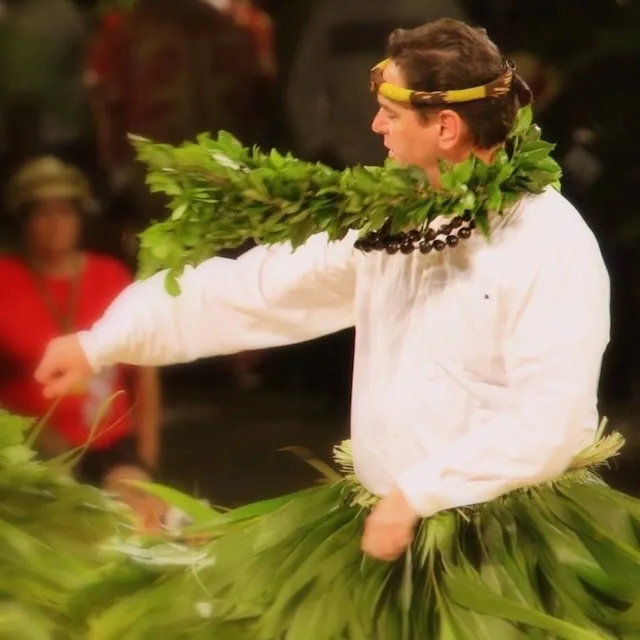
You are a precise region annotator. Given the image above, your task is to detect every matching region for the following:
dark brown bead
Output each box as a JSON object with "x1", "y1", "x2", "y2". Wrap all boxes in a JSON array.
[
  {"x1": 450, "y1": 216, "x2": 463, "y2": 228},
  {"x1": 386, "y1": 242, "x2": 400, "y2": 255},
  {"x1": 469, "y1": 220, "x2": 477, "y2": 230},
  {"x1": 354, "y1": 238, "x2": 364, "y2": 250},
  {"x1": 373, "y1": 239, "x2": 386, "y2": 251},
  {"x1": 418, "y1": 241, "x2": 432, "y2": 254},
  {"x1": 462, "y1": 212, "x2": 472, "y2": 222},
  {"x1": 446, "y1": 235, "x2": 459, "y2": 247},
  {"x1": 439, "y1": 223, "x2": 451, "y2": 235},
  {"x1": 400, "y1": 241, "x2": 415, "y2": 254},
  {"x1": 433, "y1": 239, "x2": 446, "y2": 251},
  {"x1": 424, "y1": 228, "x2": 436, "y2": 242},
  {"x1": 459, "y1": 227, "x2": 472, "y2": 239},
  {"x1": 408, "y1": 229, "x2": 421, "y2": 242}
]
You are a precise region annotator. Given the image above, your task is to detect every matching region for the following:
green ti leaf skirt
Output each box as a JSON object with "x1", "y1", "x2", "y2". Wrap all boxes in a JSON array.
[{"x1": 73, "y1": 431, "x2": 640, "y2": 640}]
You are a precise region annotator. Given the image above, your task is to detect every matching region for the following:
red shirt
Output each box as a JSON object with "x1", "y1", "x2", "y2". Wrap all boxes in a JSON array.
[{"x1": 0, "y1": 253, "x2": 134, "y2": 449}]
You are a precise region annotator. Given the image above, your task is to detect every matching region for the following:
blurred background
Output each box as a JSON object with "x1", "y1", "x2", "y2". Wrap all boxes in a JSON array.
[{"x1": 0, "y1": 0, "x2": 639, "y2": 507}]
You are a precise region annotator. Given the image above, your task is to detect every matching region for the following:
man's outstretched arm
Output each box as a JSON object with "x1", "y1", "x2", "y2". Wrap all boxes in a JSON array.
[{"x1": 36, "y1": 234, "x2": 357, "y2": 397}]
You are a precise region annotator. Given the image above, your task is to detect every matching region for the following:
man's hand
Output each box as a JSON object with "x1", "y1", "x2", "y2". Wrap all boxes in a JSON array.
[
  {"x1": 361, "y1": 486, "x2": 420, "y2": 561},
  {"x1": 35, "y1": 334, "x2": 93, "y2": 399}
]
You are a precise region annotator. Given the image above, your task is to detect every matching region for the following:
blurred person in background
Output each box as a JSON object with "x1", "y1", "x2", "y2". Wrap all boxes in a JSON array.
[
  {"x1": 286, "y1": 0, "x2": 468, "y2": 168},
  {"x1": 206, "y1": 0, "x2": 277, "y2": 81},
  {"x1": 84, "y1": 0, "x2": 263, "y2": 236},
  {"x1": 0, "y1": 157, "x2": 162, "y2": 529},
  {"x1": 0, "y1": 0, "x2": 90, "y2": 170},
  {"x1": 85, "y1": 0, "x2": 275, "y2": 389}
]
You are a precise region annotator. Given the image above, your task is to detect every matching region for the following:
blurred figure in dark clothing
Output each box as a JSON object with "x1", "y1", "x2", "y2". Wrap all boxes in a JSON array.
[
  {"x1": 286, "y1": 0, "x2": 468, "y2": 168},
  {"x1": 85, "y1": 0, "x2": 263, "y2": 243},
  {"x1": 0, "y1": 0, "x2": 90, "y2": 170}
]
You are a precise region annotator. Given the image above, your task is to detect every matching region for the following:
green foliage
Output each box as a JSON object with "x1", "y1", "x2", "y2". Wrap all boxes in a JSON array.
[
  {"x1": 69, "y1": 459, "x2": 640, "y2": 640},
  {"x1": 132, "y1": 106, "x2": 562, "y2": 294},
  {"x1": 3, "y1": 405, "x2": 637, "y2": 639},
  {"x1": 0, "y1": 410, "x2": 132, "y2": 639},
  {"x1": 127, "y1": 481, "x2": 222, "y2": 526}
]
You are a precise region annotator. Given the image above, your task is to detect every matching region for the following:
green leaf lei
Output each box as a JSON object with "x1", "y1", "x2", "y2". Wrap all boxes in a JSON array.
[{"x1": 132, "y1": 106, "x2": 561, "y2": 293}]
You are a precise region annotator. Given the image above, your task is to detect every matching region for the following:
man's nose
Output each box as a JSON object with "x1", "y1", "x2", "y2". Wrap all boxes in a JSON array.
[{"x1": 371, "y1": 109, "x2": 386, "y2": 134}]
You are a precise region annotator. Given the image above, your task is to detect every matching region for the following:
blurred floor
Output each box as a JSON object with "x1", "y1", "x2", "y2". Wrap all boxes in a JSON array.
[{"x1": 159, "y1": 360, "x2": 350, "y2": 507}]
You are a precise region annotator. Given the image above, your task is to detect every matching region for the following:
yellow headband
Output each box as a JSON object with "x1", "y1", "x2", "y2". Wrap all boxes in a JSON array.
[{"x1": 370, "y1": 58, "x2": 516, "y2": 107}]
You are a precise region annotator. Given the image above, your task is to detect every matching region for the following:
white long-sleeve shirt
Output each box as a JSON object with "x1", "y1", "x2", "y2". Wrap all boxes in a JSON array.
[{"x1": 79, "y1": 186, "x2": 610, "y2": 516}]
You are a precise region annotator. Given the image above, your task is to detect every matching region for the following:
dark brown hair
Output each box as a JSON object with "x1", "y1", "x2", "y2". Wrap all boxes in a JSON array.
[{"x1": 387, "y1": 19, "x2": 528, "y2": 149}]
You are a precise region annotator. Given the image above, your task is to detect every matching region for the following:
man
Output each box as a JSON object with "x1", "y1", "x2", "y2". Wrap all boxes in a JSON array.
[{"x1": 35, "y1": 17, "x2": 609, "y2": 570}]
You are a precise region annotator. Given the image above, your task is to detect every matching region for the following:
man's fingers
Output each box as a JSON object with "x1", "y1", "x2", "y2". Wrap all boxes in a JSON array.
[
  {"x1": 42, "y1": 370, "x2": 79, "y2": 399},
  {"x1": 361, "y1": 519, "x2": 413, "y2": 561},
  {"x1": 361, "y1": 538, "x2": 404, "y2": 561},
  {"x1": 34, "y1": 346, "x2": 57, "y2": 385}
]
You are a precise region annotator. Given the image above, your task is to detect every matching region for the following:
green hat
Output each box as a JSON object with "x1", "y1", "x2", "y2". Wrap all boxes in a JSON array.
[{"x1": 5, "y1": 156, "x2": 92, "y2": 216}]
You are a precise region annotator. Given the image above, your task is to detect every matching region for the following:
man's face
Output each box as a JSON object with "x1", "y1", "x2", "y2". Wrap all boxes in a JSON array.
[
  {"x1": 371, "y1": 61, "x2": 442, "y2": 177},
  {"x1": 26, "y1": 198, "x2": 81, "y2": 256}
]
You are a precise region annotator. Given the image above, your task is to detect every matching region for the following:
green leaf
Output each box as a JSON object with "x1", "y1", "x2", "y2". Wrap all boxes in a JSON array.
[
  {"x1": 171, "y1": 203, "x2": 188, "y2": 221},
  {"x1": 450, "y1": 156, "x2": 476, "y2": 184},
  {"x1": 400, "y1": 549, "x2": 414, "y2": 639},
  {"x1": 510, "y1": 105, "x2": 533, "y2": 138},
  {"x1": 128, "y1": 481, "x2": 222, "y2": 526},
  {"x1": 439, "y1": 170, "x2": 459, "y2": 191},
  {"x1": 443, "y1": 570, "x2": 608, "y2": 640},
  {"x1": 164, "y1": 272, "x2": 181, "y2": 297},
  {"x1": 487, "y1": 183, "x2": 504, "y2": 211},
  {"x1": 269, "y1": 148, "x2": 285, "y2": 169},
  {"x1": 352, "y1": 166, "x2": 379, "y2": 194},
  {"x1": 460, "y1": 191, "x2": 477, "y2": 210},
  {"x1": 495, "y1": 163, "x2": 515, "y2": 185},
  {"x1": 519, "y1": 141, "x2": 555, "y2": 155}
]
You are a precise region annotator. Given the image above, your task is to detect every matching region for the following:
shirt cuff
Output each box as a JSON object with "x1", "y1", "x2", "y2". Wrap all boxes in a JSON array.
[
  {"x1": 77, "y1": 329, "x2": 110, "y2": 374},
  {"x1": 395, "y1": 463, "x2": 448, "y2": 519}
]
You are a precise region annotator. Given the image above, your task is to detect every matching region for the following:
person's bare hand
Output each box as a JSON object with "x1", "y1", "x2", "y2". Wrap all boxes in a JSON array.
[
  {"x1": 35, "y1": 334, "x2": 93, "y2": 398},
  {"x1": 103, "y1": 465, "x2": 166, "y2": 533},
  {"x1": 361, "y1": 486, "x2": 420, "y2": 561}
]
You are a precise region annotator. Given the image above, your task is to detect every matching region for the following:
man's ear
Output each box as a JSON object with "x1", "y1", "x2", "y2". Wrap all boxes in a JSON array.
[{"x1": 436, "y1": 109, "x2": 466, "y2": 151}]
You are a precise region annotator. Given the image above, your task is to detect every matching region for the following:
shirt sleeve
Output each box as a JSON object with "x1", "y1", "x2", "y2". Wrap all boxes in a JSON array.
[
  {"x1": 78, "y1": 233, "x2": 357, "y2": 371},
  {"x1": 395, "y1": 227, "x2": 611, "y2": 517}
]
